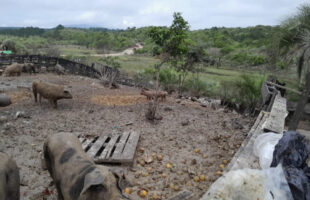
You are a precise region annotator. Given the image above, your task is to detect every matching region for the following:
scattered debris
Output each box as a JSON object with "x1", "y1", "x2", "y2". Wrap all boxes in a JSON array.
[
  {"x1": 15, "y1": 111, "x2": 30, "y2": 119},
  {"x1": 181, "y1": 120, "x2": 190, "y2": 126},
  {"x1": 164, "y1": 106, "x2": 173, "y2": 111}
]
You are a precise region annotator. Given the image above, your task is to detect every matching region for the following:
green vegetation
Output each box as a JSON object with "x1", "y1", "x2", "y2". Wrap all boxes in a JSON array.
[{"x1": 1, "y1": 4, "x2": 309, "y2": 111}]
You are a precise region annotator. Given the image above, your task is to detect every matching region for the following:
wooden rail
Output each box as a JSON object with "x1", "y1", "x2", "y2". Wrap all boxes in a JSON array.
[
  {"x1": 0, "y1": 54, "x2": 151, "y2": 88},
  {"x1": 265, "y1": 81, "x2": 309, "y2": 96}
]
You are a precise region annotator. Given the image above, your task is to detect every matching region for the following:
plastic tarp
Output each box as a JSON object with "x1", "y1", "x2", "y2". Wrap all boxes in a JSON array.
[
  {"x1": 201, "y1": 165, "x2": 293, "y2": 200},
  {"x1": 0, "y1": 50, "x2": 12, "y2": 54},
  {"x1": 271, "y1": 131, "x2": 310, "y2": 200}
]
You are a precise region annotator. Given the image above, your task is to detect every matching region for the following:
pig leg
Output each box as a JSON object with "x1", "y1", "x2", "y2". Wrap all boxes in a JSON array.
[
  {"x1": 33, "y1": 88, "x2": 37, "y2": 103},
  {"x1": 49, "y1": 99, "x2": 57, "y2": 108},
  {"x1": 43, "y1": 143, "x2": 64, "y2": 200},
  {"x1": 6, "y1": 161, "x2": 20, "y2": 200},
  {"x1": 53, "y1": 100, "x2": 58, "y2": 109},
  {"x1": 39, "y1": 94, "x2": 42, "y2": 104}
]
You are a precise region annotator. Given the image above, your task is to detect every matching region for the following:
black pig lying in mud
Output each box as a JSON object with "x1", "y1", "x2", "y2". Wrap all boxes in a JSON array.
[
  {"x1": 32, "y1": 80, "x2": 73, "y2": 108},
  {"x1": 43, "y1": 132, "x2": 129, "y2": 200},
  {"x1": 0, "y1": 152, "x2": 20, "y2": 200}
]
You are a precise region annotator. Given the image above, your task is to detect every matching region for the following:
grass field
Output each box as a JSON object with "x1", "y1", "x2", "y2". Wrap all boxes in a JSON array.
[{"x1": 58, "y1": 45, "x2": 301, "y2": 101}]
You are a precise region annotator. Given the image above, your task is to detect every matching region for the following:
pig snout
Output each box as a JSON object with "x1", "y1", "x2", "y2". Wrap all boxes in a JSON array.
[{"x1": 63, "y1": 90, "x2": 73, "y2": 99}]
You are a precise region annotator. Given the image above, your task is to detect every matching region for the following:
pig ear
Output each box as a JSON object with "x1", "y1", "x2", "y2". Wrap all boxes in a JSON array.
[
  {"x1": 110, "y1": 169, "x2": 131, "y2": 190},
  {"x1": 81, "y1": 170, "x2": 104, "y2": 195}
]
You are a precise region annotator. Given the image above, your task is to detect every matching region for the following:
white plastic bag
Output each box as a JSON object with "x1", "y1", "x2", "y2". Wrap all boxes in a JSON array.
[
  {"x1": 201, "y1": 165, "x2": 293, "y2": 200},
  {"x1": 264, "y1": 165, "x2": 293, "y2": 200},
  {"x1": 253, "y1": 132, "x2": 282, "y2": 169}
]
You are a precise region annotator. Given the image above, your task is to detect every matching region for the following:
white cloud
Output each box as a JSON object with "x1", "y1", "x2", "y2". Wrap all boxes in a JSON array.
[
  {"x1": 78, "y1": 11, "x2": 97, "y2": 21},
  {"x1": 0, "y1": 0, "x2": 308, "y2": 29}
]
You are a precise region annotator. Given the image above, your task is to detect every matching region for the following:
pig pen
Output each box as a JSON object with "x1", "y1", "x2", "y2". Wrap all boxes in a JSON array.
[{"x1": 0, "y1": 74, "x2": 252, "y2": 200}]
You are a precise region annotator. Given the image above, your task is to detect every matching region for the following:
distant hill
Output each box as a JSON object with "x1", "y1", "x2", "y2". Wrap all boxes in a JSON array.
[
  {"x1": 64, "y1": 24, "x2": 121, "y2": 31},
  {"x1": 0, "y1": 27, "x2": 21, "y2": 30},
  {"x1": 0, "y1": 27, "x2": 46, "y2": 36}
]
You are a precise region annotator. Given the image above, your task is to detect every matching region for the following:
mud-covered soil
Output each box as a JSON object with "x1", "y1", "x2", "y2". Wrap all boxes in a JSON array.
[{"x1": 0, "y1": 74, "x2": 252, "y2": 200}]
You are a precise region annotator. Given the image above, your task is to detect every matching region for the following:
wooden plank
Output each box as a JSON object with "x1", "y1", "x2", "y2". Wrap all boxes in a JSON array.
[
  {"x1": 121, "y1": 132, "x2": 140, "y2": 163},
  {"x1": 262, "y1": 94, "x2": 287, "y2": 133},
  {"x1": 111, "y1": 131, "x2": 130, "y2": 160},
  {"x1": 87, "y1": 135, "x2": 108, "y2": 158},
  {"x1": 97, "y1": 134, "x2": 120, "y2": 161},
  {"x1": 78, "y1": 136, "x2": 85, "y2": 143},
  {"x1": 167, "y1": 190, "x2": 193, "y2": 200},
  {"x1": 266, "y1": 81, "x2": 310, "y2": 97},
  {"x1": 82, "y1": 139, "x2": 92, "y2": 150}
]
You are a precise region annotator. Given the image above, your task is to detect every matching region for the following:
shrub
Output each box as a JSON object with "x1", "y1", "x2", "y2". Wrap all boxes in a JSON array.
[
  {"x1": 159, "y1": 68, "x2": 178, "y2": 92},
  {"x1": 276, "y1": 60, "x2": 289, "y2": 70},
  {"x1": 231, "y1": 52, "x2": 248, "y2": 64},
  {"x1": 248, "y1": 55, "x2": 265, "y2": 66},
  {"x1": 134, "y1": 47, "x2": 148, "y2": 54},
  {"x1": 231, "y1": 53, "x2": 266, "y2": 66},
  {"x1": 220, "y1": 46, "x2": 234, "y2": 55},
  {"x1": 235, "y1": 74, "x2": 265, "y2": 109},
  {"x1": 220, "y1": 74, "x2": 266, "y2": 112},
  {"x1": 183, "y1": 76, "x2": 215, "y2": 97}
]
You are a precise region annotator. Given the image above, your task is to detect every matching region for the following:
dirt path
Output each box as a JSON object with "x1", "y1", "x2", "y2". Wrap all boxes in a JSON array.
[
  {"x1": 0, "y1": 73, "x2": 252, "y2": 200},
  {"x1": 92, "y1": 43, "x2": 143, "y2": 57}
]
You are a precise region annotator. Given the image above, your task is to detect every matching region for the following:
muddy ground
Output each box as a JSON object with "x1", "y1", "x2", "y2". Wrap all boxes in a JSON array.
[{"x1": 0, "y1": 73, "x2": 252, "y2": 200}]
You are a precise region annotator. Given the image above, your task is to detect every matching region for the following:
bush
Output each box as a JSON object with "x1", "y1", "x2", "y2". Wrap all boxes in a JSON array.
[
  {"x1": 220, "y1": 46, "x2": 234, "y2": 55},
  {"x1": 231, "y1": 53, "x2": 266, "y2": 66},
  {"x1": 276, "y1": 60, "x2": 289, "y2": 70},
  {"x1": 235, "y1": 74, "x2": 265, "y2": 109},
  {"x1": 220, "y1": 74, "x2": 266, "y2": 112},
  {"x1": 183, "y1": 76, "x2": 215, "y2": 97},
  {"x1": 231, "y1": 52, "x2": 248, "y2": 64},
  {"x1": 159, "y1": 68, "x2": 178, "y2": 92},
  {"x1": 248, "y1": 55, "x2": 265, "y2": 66},
  {"x1": 134, "y1": 47, "x2": 148, "y2": 54}
]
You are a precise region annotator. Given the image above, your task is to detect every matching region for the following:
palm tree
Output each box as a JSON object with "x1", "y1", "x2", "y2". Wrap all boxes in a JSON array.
[{"x1": 278, "y1": 4, "x2": 310, "y2": 130}]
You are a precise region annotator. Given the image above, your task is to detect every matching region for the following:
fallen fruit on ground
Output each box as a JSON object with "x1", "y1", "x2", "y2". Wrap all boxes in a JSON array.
[
  {"x1": 124, "y1": 188, "x2": 131, "y2": 194},
  {"x1": 138, "y1": 189, "x2": 148, "y2": 198},
  {"x1": 199, "y1": 175, "x2": 206, "y2": 181}
]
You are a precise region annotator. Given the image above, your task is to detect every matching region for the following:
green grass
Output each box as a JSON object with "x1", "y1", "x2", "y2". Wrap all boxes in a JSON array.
[
  {"x1": 116, "y1": 55, "x2": 161, "y2": 75},
  {"x1": 57, "y1": 45, "x2": 98, "y2": 56},
  {"x1": 57, "y1": 45, "x2": 302, "y2": 101}
]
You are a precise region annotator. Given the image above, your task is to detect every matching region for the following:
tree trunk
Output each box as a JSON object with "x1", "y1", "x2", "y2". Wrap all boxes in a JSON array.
[
  {"x1": 146, "y1": 60, "x2": 165, "y2": 120},
  {"x1": 289, "y1": 72, "x2": 310, "y2": 130},
  {"x1": 178, "y1": 74, "x2": 181, "y2": 94}
]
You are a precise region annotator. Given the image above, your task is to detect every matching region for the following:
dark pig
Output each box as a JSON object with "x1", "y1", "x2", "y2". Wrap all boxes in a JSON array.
[
  {"x1": 43, "y1": 132, "x2": 129, "y2": 200},
  {"x1": 0, "y1": 152, "x2": 20, "y2": 200}
]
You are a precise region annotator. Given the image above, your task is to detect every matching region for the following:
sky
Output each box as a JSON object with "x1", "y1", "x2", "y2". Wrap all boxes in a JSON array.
[{"x1": 0, "y1": 0, "x2": 308, "y2": 30}]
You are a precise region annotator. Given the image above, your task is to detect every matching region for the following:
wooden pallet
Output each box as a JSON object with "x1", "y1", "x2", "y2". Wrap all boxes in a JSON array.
[{"x1": 78, "y1": 131, "x2": 140, "y2": 164}]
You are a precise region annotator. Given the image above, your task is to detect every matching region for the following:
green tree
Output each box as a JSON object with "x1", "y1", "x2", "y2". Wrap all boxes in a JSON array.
[{"x1": 147, "y1": 12, "x2": 191, "y2": 120}]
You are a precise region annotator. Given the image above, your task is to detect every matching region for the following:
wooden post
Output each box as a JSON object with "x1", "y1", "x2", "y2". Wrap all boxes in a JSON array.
[{"x1": 289, "y1": 72, "x2": 310, "y2": 130}]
